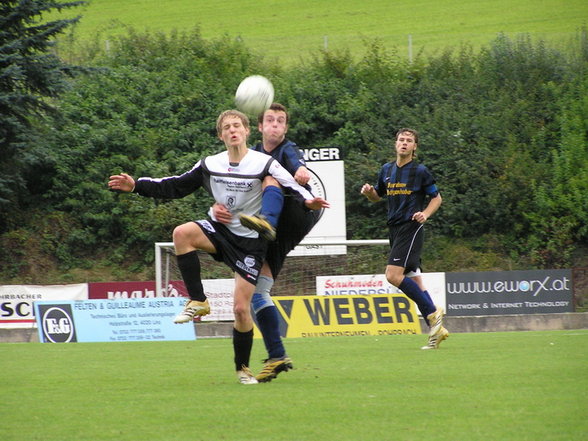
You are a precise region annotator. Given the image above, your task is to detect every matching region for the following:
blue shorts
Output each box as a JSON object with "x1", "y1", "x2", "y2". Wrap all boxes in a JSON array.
[{"x1": 387, "y1": 221, "x2": 424, "y2": 273}]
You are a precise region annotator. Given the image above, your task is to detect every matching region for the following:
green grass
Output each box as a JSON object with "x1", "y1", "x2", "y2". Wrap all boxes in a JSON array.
[
  {"x1": 54, "y1": 0, "x2": 588, "y2": 63},
  {"x1": 1, "y1": 330, "x2": 587, "y2": 441}
]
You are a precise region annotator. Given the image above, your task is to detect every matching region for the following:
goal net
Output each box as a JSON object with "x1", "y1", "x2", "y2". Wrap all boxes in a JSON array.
[{"x1": 155, "y1": 240, "x2": 390, "y2": 320}]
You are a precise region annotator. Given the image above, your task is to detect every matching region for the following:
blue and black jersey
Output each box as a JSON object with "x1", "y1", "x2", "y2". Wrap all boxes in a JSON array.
[
  {"x1": 251, "y1": 139, "x2": 311, "y2": 194},
  {"x1": 374, "y1": 160, "x2": 439, "y2": 226},
  {"x1": 251, "y1": 138, "x2": 318, "y2": 278},
  {"x1": 251, "y1": 139, "x2": 306, "y2": 176}
]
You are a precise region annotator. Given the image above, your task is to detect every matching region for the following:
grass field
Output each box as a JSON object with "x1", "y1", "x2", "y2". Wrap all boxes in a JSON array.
[
  {"x1": 54, "y1": 0, "x2": 588, "y2": 63},
  {"x1": 1, "y1": 330, "x2": 587, "y2": 441}
]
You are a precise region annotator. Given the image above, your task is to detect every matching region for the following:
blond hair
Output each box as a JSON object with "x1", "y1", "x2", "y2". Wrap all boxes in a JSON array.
[{"x1": 216, "y1": 110, "x2": 250, "y2": 135}]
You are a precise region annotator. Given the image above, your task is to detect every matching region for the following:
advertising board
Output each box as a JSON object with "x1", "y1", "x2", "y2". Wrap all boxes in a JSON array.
[
  {"x1": 445, "y1": 269, "x2": 573, "y2": 316},
  {"x1": 34, "y1": 298, "x2": 196, "y2": 342}
]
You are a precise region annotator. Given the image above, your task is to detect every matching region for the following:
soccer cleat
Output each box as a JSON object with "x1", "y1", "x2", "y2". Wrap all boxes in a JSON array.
[
  {"x1": 173, "y1": 299, "x2": 210, "y2": 323},
  {"x1": 239, "y1": 214, "x2": 276, "y2": 241},
  {"x1": 237, "y1": 366, "x2": 258, "y2": 384},
  {"x1": 256, "y1": 356, "x2": 293, "y2": 383},
  {"x1": 421, "y1": 326, "x2": 450, "y2": 350},
  {"x1": 426, "y1": 308, "x2": 444, "y2": 337}
]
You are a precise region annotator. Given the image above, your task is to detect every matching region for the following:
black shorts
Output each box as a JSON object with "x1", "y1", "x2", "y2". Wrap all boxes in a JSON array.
[
  {"x1": 195, "y1": 219, "x2": 267, "y2": 286},
  {"x1": 387, "y1": 221, "x2": 424, "y2": 274},
  {"x1": 266, "y1": 196, "x2": 319, "y2": 279}
]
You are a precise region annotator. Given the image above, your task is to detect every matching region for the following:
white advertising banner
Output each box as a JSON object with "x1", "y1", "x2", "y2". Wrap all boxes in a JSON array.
[
  {"x1": 315, "y1": 273, "x2": 446, "y2": 316},
  {"x1": 289, "y1": 147, "x2": 346, "y2": 256},
  {"x1": 0, "y1": 284, "x2": 88, "y2": 328},
  {"x1": 158, "y1": 278, "x2": 236, "y2": 322},
  {"x1": 200, "y1": 278, "x2": 235, "y2": 322}
]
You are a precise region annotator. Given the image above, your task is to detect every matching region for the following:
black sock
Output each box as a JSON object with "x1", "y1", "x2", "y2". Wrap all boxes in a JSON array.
[
  {"x1": 233, "y1": 328, "x2": 254, "y2": 371},
  {"x1": 176, "y1": 250, "x2": 206, "y2": 301}
]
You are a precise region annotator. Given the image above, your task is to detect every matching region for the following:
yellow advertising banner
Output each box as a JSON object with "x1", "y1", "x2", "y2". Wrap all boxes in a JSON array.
[{"x1": 254, "y1": 294, "x2": 422, "y2": 338}]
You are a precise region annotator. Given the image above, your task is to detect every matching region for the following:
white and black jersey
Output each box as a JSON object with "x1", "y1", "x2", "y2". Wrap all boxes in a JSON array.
[{"x1": 134, "y1": 149, "x2": 315, "y2": 238}]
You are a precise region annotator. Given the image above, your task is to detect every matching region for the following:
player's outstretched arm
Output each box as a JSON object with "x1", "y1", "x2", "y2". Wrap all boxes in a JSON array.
[
  {"x1": 412, "y1": 194, "x2": 442, "y2": 224},
  {"x1": 108, "y1": 173, "x2": 135, "y2": 192},
  {"x1": 304, "y1": 197, "x2": 330, "y2": 210}
]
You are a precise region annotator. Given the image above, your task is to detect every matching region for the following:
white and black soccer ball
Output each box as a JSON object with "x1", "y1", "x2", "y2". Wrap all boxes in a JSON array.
[{"x1": 235, "y1": 75, "x2": 274, "y2": 115}]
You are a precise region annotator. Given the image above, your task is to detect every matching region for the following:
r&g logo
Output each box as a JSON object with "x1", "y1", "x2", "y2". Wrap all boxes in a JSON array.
[{"x1": 39, "y1": 305, "x2": 77, "y2": 343}]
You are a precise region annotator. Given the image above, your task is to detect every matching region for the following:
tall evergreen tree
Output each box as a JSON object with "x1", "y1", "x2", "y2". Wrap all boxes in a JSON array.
[{"x1": 0, "y1": 0, "x2": 84, "y2": 232}]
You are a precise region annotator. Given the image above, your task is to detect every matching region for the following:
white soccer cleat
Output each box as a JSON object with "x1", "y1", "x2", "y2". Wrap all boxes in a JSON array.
[
  {"x1": 173, "y1": 299, "x2": 210, "y2": 324},
  {"x1": 422, "y1": 326, "x2": 450, "y2": 350},
  {"x1": 237, "y1": 366, "x2": 258, "y2": 385},
  {"x1": 426, "y1": 308, "x2": 444, "y2": 337}
]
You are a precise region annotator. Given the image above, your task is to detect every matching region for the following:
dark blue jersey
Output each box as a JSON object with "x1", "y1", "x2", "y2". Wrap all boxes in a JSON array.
[
  {"x1": 251, "y1": 139, "x2": 311, "y2": 194},
  {"x1": 374, "y1": 160, "x2": 439, "y2": 226},
  {"x1": 251, "y1": 139, "x2": 306, "y2": 176}
]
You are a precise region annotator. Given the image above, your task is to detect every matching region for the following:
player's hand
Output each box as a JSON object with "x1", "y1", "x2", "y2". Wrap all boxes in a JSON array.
[
  {"x1": 212, "y1": 203, "x2": 232, "y2": 224},
  {"x1": 360, "y1": 183, "x2": 374, "y2": 195},
  {"x1": 412, "y1": 211, "x2": 428, "y2": 223},
  {"x1": 360, "y1": 183, "x2": 379, "y2": 201},
  {"x1": 305, "y1": 197, "x2": 330, "y2": 210},
  {"x1": 294, "y1": 166, "x2": 311, "y2": 186},
  {"x1": 108, "y1": 173, "x2": 135, "y2": 192}
]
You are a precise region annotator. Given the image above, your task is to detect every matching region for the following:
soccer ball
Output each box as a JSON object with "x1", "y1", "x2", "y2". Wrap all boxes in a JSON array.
[{"x1": 235, "y1": 75, "x2": 274, "y2": 115}]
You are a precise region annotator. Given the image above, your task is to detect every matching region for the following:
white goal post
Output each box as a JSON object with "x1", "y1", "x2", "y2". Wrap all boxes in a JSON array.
[{"x1": 155, "y1": 239, "x2": 389, "y2": 298}]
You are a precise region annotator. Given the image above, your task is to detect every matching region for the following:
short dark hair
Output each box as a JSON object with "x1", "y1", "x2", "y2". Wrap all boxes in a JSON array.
[
  {"x1": 396, "y1": 128, "x2": 419, "y2": 144},
  {"x1": 258, "y1": 102, "x2": 289, "y2": 125}
]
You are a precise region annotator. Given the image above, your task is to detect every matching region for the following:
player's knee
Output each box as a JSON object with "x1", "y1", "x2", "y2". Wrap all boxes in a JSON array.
[
  {"x1": 251, "y1": 292, "x2": 274, "y2": 313},
  {"x1": 233, "y1": 302, "x2": 251, "y2": 321},
  {"x1": 251, "y1": 276, "x2": 275, "y2": 313},
  {"x1": 385, "y1": 269, "x2": 404, "y2": 287},
  {"x1": 172, "y1": 224, "x2": 192, "y2": 245},
  {"x1": 173, "y1": 223, "x2": 208, "y2": 253}
]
